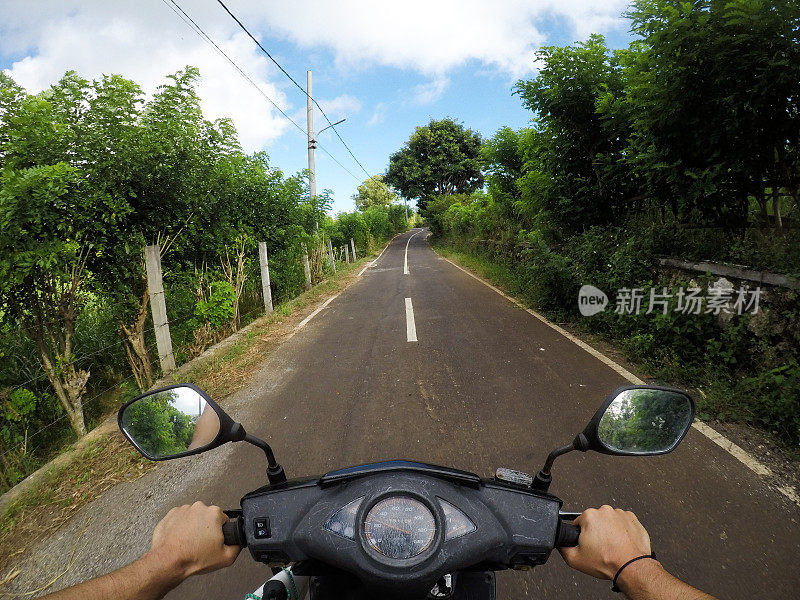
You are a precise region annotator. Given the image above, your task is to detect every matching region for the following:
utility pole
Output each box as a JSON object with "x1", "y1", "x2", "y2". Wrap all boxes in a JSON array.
[
  {"x1": 306, "y1": 70, "x2": 344, "y2": 233},
  {"x1": 258, "y1": 242, "x2": 273, "y2": 314},
  {"x1": 307, "y1": 70, "x2": 316, "y2": 203},
  {"x1": 144, "y1": 245, "x2": 175, "y2": 375}
]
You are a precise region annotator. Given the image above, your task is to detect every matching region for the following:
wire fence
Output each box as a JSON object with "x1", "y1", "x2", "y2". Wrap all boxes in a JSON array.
[
  {"x1": 0, "y1": 310, "x2": 202, "y2": 463},
  {"x1": 0, "y1": 237, "x2": 361, "y2": 469}
]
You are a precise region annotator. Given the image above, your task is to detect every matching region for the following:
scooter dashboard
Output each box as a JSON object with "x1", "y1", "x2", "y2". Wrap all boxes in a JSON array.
[{"x1": 240, "y1": 461, "x2": 562, "y2": 597}]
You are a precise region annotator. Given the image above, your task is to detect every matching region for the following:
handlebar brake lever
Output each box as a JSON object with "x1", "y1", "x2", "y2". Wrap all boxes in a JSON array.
[{"x1": 558, "y1": 511, "x2": 581, "y2": 521}]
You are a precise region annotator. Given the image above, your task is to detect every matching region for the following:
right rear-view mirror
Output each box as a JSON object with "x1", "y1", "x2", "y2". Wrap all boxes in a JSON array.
[{"x1": 581, "y1": 386, "x2": 695, "y2": 456}]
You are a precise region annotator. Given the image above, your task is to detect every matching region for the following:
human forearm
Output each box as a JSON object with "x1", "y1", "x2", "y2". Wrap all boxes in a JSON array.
[
  {"x1": 40, "y1": 549, "x2": 184, "y2": 600},
  {"x1": 618, "y1": 559, "x2": 717, "y2": 600},
  {"x1": 560, "y1": 506, "x2": 719, "y2": 600},
  {"x1": 37, "y1": 502, "x2": 239, "y2": 600}
]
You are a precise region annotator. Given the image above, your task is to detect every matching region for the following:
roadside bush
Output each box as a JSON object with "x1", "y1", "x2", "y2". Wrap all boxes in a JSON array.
[
  {"x1": 652, "y1": 223, "x2": 800, "y2": 276},
  {"x1": 387, "y1": 204, "x2": 408, "y2": 232},
  {"x1": 433, "y1": 206, "x2": 800, "y2": 448},
  {"x1": 363, "y1": 206, "x2": 391, "y2": 241},
  {"x1": 702, "y1": 363, "x2": 800, "y2": 447},
  {"x1": 740, "y1": 363, "x2": 800, "y2": 445},
  {"x1": 518, "y1": 231, "x2": 577, "y2": 316},
  {"x1": 192, "y1": 280, "x2": 236, "y2": 330},
  {"x1": 0, "y1": 387, "x2": 64, "y2": 492},
  {"x1": 326, "y1": 205, "x2": 410, "y2": 257},
  {"x1": 426, "y1": 194, "x2": 473, "y2": 235}
]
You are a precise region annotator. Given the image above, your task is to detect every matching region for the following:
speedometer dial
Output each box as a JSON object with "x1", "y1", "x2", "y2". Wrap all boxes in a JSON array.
[{"x1": 363, "y1": 496, "x2": 436, "y2": 560}]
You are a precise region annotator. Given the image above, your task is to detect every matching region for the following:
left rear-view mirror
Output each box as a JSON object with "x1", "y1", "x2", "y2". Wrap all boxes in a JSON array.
[{"x1": 118, "y1": 383, "x2": 236, "y2": 460}]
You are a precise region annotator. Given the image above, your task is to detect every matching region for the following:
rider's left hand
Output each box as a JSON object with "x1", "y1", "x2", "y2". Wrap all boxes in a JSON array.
[{"x1": 147, "y1": 501, "x2": 241, "y2": 579}]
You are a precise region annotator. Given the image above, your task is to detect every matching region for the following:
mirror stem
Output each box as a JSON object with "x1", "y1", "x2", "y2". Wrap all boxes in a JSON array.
[
  {"x1": 244, "y1": 434, "x2": 287, "y2": 484},
  {"x1": 532, "y1": 443, "x2": 574, "y2": 492},
  {"x1": 542, "y1": 443, "x2": 575, "y2": 475}
]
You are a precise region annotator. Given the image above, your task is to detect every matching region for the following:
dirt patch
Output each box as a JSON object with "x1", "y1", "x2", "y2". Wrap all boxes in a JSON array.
[{"x1": 710, "y1": 420, "x2": 800, "y2": 492}]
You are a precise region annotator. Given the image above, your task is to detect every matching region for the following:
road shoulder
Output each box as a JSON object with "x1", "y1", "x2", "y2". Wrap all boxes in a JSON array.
[{"x1": 431, "y1": 242, "x2": 800, "y2": 509}]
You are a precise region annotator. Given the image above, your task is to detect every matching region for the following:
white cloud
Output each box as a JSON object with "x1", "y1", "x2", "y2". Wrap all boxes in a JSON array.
[
  {"x1": 319, "y1": 94, "x2": 362, "y2": 119},
  {"x1": 411, "y1": 76, "x2": 449, "y2": 105},
  {"x1": 0, "y1": 1, "x2": 293, "y2": 152},
  {"x1": 247, "y1": 0, "x2": 629, "y2": 77},
  {"x1": 0, "y1": 0, "x2": 630, "y2": 151},
  {"x1": 368, "y1": 102, "x2": 387, "y2": 126}
]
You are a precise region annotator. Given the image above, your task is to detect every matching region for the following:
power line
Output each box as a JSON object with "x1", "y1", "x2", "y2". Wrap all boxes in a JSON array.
[
  {"x1": 159, "y1": 0, "x2": 359, "y2": 180},
  {"x1": 213, "y1": 0, "x2": 372, "y2": 179},
  {"x1": 160, "y1": 0, "x2": 304, "y2": 138}
]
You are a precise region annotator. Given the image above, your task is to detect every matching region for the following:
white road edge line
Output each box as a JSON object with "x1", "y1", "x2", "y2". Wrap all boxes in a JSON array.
[
  {"x1": 438, "y1": 254, "x2": 798, "y2": 507},
  {"x1": 358, "y1": 232, "x2": 402, "y2": 276},
  {"x1": 405, "y1": 297, "x2": 418, "y2": 342},
  {"x1": 296, "y1": 293, "x2": 339, "y2": 330},
  {"x1": 404, "y1": 230, "x2": 421, "y2": 275}
]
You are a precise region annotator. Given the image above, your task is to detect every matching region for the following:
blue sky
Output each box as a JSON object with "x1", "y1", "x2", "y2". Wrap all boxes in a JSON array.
[{"x1": 0, "y1": 1, "x2": 635, "y2": 214}]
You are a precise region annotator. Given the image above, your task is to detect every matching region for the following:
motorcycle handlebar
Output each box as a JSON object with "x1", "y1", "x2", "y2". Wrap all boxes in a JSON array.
[
  {"x1": 223, "y1": 517, "x2": 246, "y2": 547},
  {"x1": 222, "y1": 513, "x2": 579, "y2": 553},
  {"x1": 555, "y1": 520, "x2": 580, "y2": 548}
]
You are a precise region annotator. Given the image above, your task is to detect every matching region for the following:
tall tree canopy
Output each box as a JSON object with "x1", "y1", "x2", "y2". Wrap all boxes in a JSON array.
[
  {"x1": 0, "y1": 68, "x2": 313, "y2": 436},
  {"x1": 480, "y1": 126, "x2": 526, "y2": 224},
  {"x1": 624, "y1": 0, "x2": 800, "y2": 228},
  {"x1": 385, "y1": 118, "x2": 483, "y2": 211},
  {"x1": 352, "y1": 175, "x2": 397, "y2": 210},
  {"x1": 515, "y1": 34, "x2": 636, "y2": 231}
]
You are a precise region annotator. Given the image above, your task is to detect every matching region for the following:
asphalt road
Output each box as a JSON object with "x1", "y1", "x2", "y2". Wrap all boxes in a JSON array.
[{"x1": 162, "y1": 228, "x2": 798, "y2": 600}]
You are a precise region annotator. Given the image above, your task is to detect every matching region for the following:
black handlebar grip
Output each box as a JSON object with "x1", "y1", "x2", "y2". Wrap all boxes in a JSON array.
[
  {"x1": 222, "y1": 517, "x2": 246, "y2": 547},
  {"x1": 556, "y1": 521, "x2": 580, "y2": 548}
]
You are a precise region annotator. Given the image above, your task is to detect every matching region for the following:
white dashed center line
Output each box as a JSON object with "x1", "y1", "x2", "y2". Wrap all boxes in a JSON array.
[
  {"x1": 405, "y1": 298, "x2": 417, "y2": 342},
  {"x1": 404, "y1": 230, "x2": 420, "y2": 275}
]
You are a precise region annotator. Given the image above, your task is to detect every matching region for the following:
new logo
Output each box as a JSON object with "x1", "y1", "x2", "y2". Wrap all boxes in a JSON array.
[{"x1": 578, "y1": 285, "x2": 608, "y2": 316}]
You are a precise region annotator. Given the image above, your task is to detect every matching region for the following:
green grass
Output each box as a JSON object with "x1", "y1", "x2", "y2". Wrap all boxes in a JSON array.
[{"x1": 1, "y1": 452, "x2": 79, "y2": 533}]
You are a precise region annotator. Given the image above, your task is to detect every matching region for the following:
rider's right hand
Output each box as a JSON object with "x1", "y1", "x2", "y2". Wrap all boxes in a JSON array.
[{"x1": 558, "y1": 505, "x2": 654, "y2": 580}]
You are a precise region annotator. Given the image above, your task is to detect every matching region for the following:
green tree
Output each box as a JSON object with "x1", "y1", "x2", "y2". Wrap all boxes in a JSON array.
[
  {"x1": 598, "y1": 390, "x2": 692, "y2": 453},
  {"x1": 0, "y1": 162, "x2": 127, "y2": 436},
  {"x1": 624, "y1": 0, "x2": 800, "y2": 228},
  {"x1": 481, "y1": 127, "x2": 527, "y2": 226},
  {"x1": 353, "y1": 175, "x2": 398, "y2": 210},
  {"x1": 91, "y1": 67, "x2": 237, "y2": 385},
  {"x1": 515, "y1": 35, "x2": 636, "y2": 231},
  {"x1": 385, "y1": 118, "x2": 483, "y2": 211},
  {"x1": 122, "y1": 396, "x2": 196, "y2": 458}
]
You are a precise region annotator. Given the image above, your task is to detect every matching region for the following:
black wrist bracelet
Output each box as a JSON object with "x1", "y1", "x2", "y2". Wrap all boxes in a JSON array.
[{"x1": 611, "y1": 552, "x2": 657, "y2": 593}]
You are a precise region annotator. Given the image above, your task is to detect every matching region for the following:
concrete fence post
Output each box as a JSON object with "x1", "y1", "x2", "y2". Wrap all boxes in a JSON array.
[
  {"x1": 144, "y1": 244, "x2": 176, "y2": 375},
  {"x1": 344, "y1": 244, "x2": 350, "y2": 263},
  {"x1": 258, "y1": 242, "x2": 273, "y2": 314},
  {"x1": 327, "y1": 238, "x2": 336, "y2": 273},
  {"x1": 350, "y1": 238, "x2": 357, "y2": 261},
  {"x1": 303, "y1": 250, "x2": 312, "y2": 290}
]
